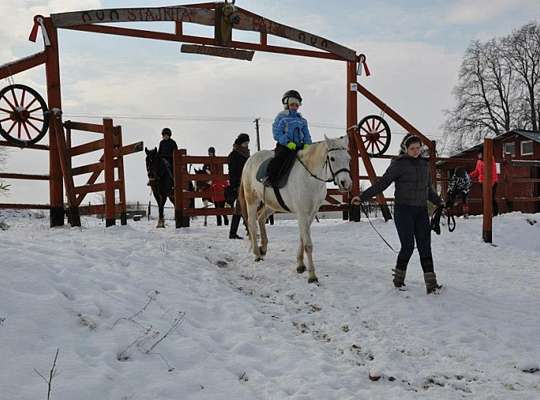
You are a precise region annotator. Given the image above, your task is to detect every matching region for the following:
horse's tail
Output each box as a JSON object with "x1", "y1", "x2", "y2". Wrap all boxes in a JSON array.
[{"x1": 238, "y1": 178, "x2": 248, "y2": 222}]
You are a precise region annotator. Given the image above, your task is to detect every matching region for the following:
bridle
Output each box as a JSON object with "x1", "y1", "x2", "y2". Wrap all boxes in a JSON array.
[{"x1": 296, "y1": 146, "x2": 351, "y2": 186}]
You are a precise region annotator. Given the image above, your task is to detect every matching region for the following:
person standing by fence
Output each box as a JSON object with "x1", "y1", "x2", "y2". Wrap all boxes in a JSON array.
[
  {"x1": 469, "y1": 153, "x2": 499, "y2": 216},
  {"x1": 226, "y1": 133, "x2": 250, "y2": 239}
]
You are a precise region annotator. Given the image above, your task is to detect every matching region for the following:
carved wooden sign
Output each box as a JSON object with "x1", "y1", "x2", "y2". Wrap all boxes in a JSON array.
[
  {"x1": 51, "y1": 6, "x2": 215, "y2": 28},
  {"x1": 233, "y1": 7, "x2": 356, "y2": 61},
  {"x1": 181, "y1": 44, "x2": 254, "y2": 61}
]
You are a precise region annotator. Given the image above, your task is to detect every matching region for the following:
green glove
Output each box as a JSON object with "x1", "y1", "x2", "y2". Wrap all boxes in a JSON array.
[
  {"x1": 286, "y1": 142, "x2": 297, "y2": 150},
  {"x1": 303, "y1": 144, "x2": 310, "y2": 150}
]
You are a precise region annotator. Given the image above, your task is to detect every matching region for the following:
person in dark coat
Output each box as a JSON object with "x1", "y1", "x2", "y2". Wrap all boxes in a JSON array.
[
  {"x1": 227, "y1": 133, "x2": 250, "y2": 239},
  {"x1": 356, "y1": 134, "x2": 444, "y2": 294},
  {"x1": 158, "y1": 128, "x2": 178, "y2": 176},
  {"x1": 447, "y1": 167, "x2": 472, "y2": 218}
]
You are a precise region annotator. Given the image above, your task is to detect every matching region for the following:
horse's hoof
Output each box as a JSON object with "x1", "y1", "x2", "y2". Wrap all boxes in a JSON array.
[
  {"x1": 255, "y1": 257, "x2": 263, "y2": 262},
  {"x1": 296, "y1": 265, "x2": 306, "y2": 274},
  {"x1": 308, "y1": 276, "x2": 319, "y2": 284},
  {"x1": 259, "y1": 247, "x2": 267, "y2": 256}
]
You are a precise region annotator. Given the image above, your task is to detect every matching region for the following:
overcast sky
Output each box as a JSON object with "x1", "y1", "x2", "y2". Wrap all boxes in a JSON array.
[{"x1": 1, "y1": 0, "x2": 539, "y2": 204}]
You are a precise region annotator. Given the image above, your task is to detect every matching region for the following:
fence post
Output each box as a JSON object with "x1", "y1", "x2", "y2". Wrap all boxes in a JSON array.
[
  {"x1": 174, "y1": 149, "x2": 190, "y2": 228},
  {"x1": 482, "y1": 138, "x2": 494, "y2": 243},
  {"x1": 504, "y1": 154, "x2": 514, "y2": 212},
  {"x1": 103, "y1": 118, "x2": 116, "y2": 227},
  {"x1": 116, "y1": 126, "x2": 128, "y2": 225}
]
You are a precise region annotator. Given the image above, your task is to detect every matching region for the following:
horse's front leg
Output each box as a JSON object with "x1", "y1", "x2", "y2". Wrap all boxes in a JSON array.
[
  {"x1": 298, "y1": 214, "x2": 317, "y2": 283},
  {"x1": 246, "y1": 201, "x2": 263, "y2": 262},
  {"x1": 257, "y1": 207, "x2": 271, "y2": 256},
  {"x1": 157, "y1": 199, "x2": 165, "y2": 228}
]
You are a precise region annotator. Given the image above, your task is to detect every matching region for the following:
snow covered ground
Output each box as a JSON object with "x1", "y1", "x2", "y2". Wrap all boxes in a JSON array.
[{"x1": 1, "y1": 211, "x2": 539, "y2": 400}]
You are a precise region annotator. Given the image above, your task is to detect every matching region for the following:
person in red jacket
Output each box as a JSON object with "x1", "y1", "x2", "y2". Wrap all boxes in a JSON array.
[{"x1": 469, "y1": 153, "x2": 499, "y2": 216}]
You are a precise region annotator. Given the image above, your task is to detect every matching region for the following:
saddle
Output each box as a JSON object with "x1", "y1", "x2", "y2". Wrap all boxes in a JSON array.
[
  {"x1": 256, "y1": 157, "x2": 295, "y2": 189},
  {"x1": 256, "y1": 157, "x2": 295, "y2": 212}
]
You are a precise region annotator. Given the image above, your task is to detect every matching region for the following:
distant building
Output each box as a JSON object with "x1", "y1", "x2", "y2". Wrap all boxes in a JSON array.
[{"x1": 438, "y1": 130, "x2": 540, "y2": 215}]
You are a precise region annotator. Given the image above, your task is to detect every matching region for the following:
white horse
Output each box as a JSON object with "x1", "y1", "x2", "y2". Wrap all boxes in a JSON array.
[{"x1": 238, "y1": 135, "x2": 352, "y2": 283}]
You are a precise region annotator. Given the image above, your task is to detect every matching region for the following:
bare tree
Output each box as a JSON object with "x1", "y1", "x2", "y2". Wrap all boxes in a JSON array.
[
  {"x1": 443, "y1": 22, "x2": 540, "y2": 154},
  {"x1": 503, "y1": 22, "x2": 540, "y2": 131}
]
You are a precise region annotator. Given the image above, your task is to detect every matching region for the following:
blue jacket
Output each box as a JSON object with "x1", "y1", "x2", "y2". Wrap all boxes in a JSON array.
[{"x1": 272, "y1": 110, "x2": 312, "y2": 146}]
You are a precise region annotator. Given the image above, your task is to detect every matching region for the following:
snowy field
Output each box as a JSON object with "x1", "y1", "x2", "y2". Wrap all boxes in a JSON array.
[{"x1": 1, "y1": 211, "x2": 539, "y2": 400}]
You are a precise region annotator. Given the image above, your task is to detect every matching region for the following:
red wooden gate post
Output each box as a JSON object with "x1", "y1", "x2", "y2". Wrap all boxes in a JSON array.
[
  {"x1": 44, "y1": 17, "x2": 64, "y2": 227},
  {"x1": 347, "y1": 60, "x2": 360, "y2": 222},
  {"x1": 116, "y1": 126, "x2": 128, "y2": 225},
  {"x1": 103, "y1": 118, "x2": 116, "y2": 227},
  {"x1": 174, "y1": 149, "x2": 189, "y2": 228},
  {"x1": 482, "y1": 138, "x2": 494, "y2": 243}
]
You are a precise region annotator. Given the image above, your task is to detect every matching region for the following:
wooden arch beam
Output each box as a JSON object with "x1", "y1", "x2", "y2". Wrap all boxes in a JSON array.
[{"x1": 50, "y1": 4, "x2": 357, "y2": 61}]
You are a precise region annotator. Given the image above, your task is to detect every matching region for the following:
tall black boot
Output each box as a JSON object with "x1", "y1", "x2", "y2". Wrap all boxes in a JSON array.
[
  {"x1": 224, "y1": 215, "x2": 229, "y2": 226},
  {"x1": 393, "y1": 257, "x2": 409, "y2": 288},
  {"x1": 217, "y1": 215, "x2": 222, "y2": 226},
  {"x1": 229, "y1": 215, "x2": 243, "y2": 239}
]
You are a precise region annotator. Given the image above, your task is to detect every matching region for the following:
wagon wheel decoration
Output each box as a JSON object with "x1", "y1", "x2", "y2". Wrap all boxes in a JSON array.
[
  {"x1": 0, "y1": 84, "x2": 49, "y2": 146},
  {"x1": 357, "y1": 115, "x2": 391, "y2": 156}
]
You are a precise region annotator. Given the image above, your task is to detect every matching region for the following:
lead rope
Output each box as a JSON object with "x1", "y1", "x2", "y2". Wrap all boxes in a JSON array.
[{"x1": 359, "y1": 203, "x2": 399, "y2": 254}]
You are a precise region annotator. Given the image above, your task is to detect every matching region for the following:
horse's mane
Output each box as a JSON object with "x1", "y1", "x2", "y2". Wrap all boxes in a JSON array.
[{"x1": 297, "y1": 140, "x2": 329, "y2": 172}]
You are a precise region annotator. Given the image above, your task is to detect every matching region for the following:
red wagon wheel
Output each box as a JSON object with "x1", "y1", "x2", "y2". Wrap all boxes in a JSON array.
[
  {"x1": 0, "y1": 84, "x2": 49, "y2": 146},
  {"x1": 357, "y1": 115, "x2": 391, "y2": 156}
]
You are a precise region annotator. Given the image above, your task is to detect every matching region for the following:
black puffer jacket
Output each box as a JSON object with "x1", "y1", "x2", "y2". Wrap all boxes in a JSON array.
[
  {"x1": 228, "y1": 145, "x2": 249, "y2": 189},
  {"x1": 362, "y1": 155, "x2": 441, "y2": 206},
  {"x1": 158, "y1": 138, "x2": 178, "y2": 160}
]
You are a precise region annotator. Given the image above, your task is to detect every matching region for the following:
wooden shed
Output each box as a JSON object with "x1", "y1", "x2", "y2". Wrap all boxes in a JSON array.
[{"x1": 438, "y1": 129, "x2": 540, "y2": 215}]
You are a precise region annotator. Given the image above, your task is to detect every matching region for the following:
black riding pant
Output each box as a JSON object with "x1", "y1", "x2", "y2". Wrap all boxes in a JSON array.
[
  {"x1": 267, "y1": 144, "x2": 299, "y2": 186},
  {"x1": 394, "y1": 204, "x2": 433, "y2": 270}
]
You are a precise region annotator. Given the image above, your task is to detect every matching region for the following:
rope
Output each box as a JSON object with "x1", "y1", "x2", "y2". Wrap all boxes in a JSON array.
[{"x1": 359, "y1": 203, "x2": 399, "y2": 254}]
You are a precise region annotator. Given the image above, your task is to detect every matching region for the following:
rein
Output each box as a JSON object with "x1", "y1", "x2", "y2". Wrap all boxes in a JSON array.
[
  {"x1": 296, "y1": 147, "x2": 351, "y2": 184},
  {"x1": 359, "y1": 204, "x2": 399, "y2": 254}
]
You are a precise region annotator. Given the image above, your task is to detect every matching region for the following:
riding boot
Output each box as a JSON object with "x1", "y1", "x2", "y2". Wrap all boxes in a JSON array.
[
  {"x1": 224, "y1": 215, "x2": 229, "y2": 226},
  {"x1": 217, "y1": 215, "x2": 222, "y2": 226},
  {"x1": 424, "y1": 272, "x2": 442, "y2": 294},
  {"x1": 229, "y1": 215, "x2": 243, "y2": 239},
  {"x1": 392, "y1": 257, "x2": 408, "y2": 288}
]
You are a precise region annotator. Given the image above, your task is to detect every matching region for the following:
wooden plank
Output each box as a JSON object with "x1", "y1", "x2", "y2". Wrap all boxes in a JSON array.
[
  {"x1": 510, "y1": 160, "x2": 540, "y2": 167},
  {"x1": 234, "y1": 7, "x2": 356, "y2": 61},
  {"x1": 181, "y1": 44, "x2": 254, "y2": 61},
  {"x1": 71, "y1": 160, "x2": 121, "y2": 176},
  {"x1": 51, "y1": 6, "x2": 215, "y2": 27},
  {"x1": 64, "y1": 24, "x2": 345, "y2": 61},
  {"x1": 0, "y1": 203, "x2": 50, "y2": 210},
  {"x1": 190, "y1": 173, "x2": 229, "y2": 181},
  {"x1": 0, "y1": 173, "x2": 49, "y2": 180},
  {"x1": 0, "y1": 140, "x2": 49, "y2": 150},
  {"x1": 184, "y1": 155, "x2": 228, "y2": 164},
  {"x1": 74, "y1": 180, "x2": 121, "y2": 196},
  {"x1": 116, "y1": 126, "x2": 127, "y2": 225},
  {"x1": 50, "y1": 111, "x2": 81, "y2": 226},
  {"x1": 78, "y1": 204, "x2": 124, "y2": 215},
  {"x1": 324, "y1": 195, "x2": 342, "y2": 205},
  {"x1": 70, "y1": 139, "x2": 104, "y2": 156},
  {"x1": 319, "y1": 204, "x2": 348, "y2": 212},
  {"x1": 174, "y1": 149, "x2": 190, "y2": 227},
  {"x1": 103, "y1": 118, "x2": 116, "y2": 226},
  {"x1": 0, "y1": 52, "x2": 46, "y2": 80},
  {"x1": 64, "y1": 120, "x2": 104, "y2": 133},
  {"x1": 113, "y1": 141, "x2": 143, "y2": 157},
  {"x1": 482, "y1": 139, "x2": 494, "y2": 243}
]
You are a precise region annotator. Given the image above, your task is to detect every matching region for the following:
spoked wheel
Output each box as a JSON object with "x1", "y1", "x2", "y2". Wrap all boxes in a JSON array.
[
  {"x1": 0, "y1": 84, "x2": 49, "y2": 146},
  {"x1": 357, "y1": 115, "x2": 391, "y2": 156}
]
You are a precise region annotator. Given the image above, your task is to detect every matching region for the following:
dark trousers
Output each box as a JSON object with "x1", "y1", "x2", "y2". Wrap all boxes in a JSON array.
[
  {"x1": 267, "y1": 144, "x2": 298, "y2": 186},
  {"x1": 394, "y1": 204, "x2": 433, "y2": 272},
  {"x1": 213, "y1": 201, "x2": 229, "y2": 226}
]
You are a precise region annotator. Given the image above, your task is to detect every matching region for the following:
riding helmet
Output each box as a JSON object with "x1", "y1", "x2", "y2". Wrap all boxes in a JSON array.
[
  {"x1": 281, "y1": 89, "x2": 302, "y2": 105},
  {"x1": 208, "y1": 146, "x2": 216, "y2": 154}
]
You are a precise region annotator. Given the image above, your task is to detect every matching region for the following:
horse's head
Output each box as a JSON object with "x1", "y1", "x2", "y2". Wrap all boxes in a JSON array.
[
  {"x1": 324, "y1": 135, "x2": 352, "y2": 192},
  {"x1": 145, "y1": 147, "x2": 161, "y2": 183}
]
